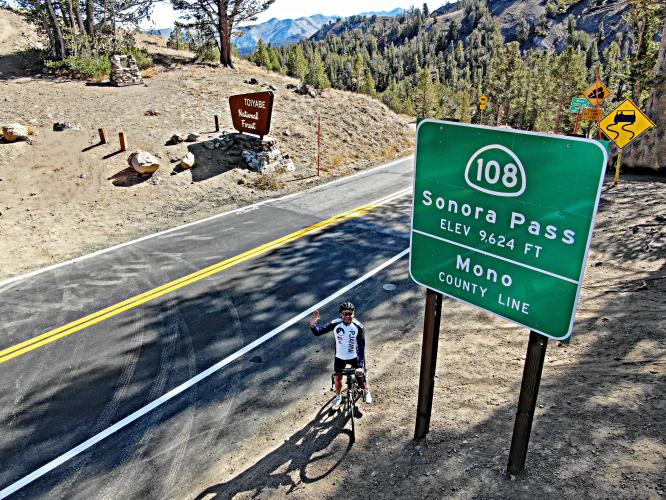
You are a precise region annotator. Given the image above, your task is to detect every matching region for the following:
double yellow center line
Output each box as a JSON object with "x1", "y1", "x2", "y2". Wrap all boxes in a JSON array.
[{"x1": 0, "y1": 189, "x2": 411, "y2": 365}]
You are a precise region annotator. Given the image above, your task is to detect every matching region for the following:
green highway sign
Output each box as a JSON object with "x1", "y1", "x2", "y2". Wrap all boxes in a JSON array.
[
  {"x1": 570, "y1": 97, "x2": 590, "y2": 113},
  {"x1": 409, "y1": 120, "x2": 608, "y2": 340}
]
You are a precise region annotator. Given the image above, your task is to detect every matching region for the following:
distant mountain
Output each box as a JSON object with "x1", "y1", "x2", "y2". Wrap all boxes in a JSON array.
[
  {"x1": 356, "y1": 8, "x2": 404, "y2": 17},
  {"x1": 234, "y1": 14, "x2": 337, "y2": 55},
  {"x1": 144, "y1": 8, "x2": 407, "y2": 55}
]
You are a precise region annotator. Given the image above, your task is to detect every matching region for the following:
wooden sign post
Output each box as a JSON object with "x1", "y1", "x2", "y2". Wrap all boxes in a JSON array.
[
  {"x1": 228, "y1": 91, "x2": 274, "y2": 140},
  {"x1": 414, "y1": 289, "x2": 443, "y2": 439}
]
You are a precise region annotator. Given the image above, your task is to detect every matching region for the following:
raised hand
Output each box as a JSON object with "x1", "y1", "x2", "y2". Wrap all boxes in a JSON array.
[{"x1": 310, "y1": 309, "x2": 320, "y2": 327}]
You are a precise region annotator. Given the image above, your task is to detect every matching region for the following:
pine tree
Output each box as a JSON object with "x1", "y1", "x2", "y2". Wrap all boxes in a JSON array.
[
  {"x1": 414, "y1": 67, "x2": 439, "y2": 118},
  {"x1": 305, "y1": 51, "x2": 331, "y2": 89},
  {"x1": 252, "y1": 39, "x2": 270, "y2": 68},
  {"x1": 287, "y1": 44, "x2": 308, "y2": 81}
]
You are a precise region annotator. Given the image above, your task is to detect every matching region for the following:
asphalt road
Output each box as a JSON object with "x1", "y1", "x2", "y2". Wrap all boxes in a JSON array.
[{"x1": 0, "y1": 157, "x2": 423, "y2": 498}]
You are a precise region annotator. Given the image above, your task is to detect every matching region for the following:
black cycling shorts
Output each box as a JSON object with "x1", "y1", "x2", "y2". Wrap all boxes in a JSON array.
[{"x1": 334, "y1": 357, "x2": 360, "y2": 373}]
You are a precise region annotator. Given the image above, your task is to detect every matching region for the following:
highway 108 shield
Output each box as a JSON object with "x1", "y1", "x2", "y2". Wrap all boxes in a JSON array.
[{"x1": 409, "y1": 120, "x2": 608, "y2": 340}]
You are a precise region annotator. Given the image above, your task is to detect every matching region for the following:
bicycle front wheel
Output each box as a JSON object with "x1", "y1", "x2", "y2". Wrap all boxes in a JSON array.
[{"x1": 348, "y1": 389, "x2": 355, "y2": 443}]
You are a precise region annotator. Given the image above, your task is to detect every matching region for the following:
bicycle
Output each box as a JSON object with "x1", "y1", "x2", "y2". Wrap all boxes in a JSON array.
[{"x1": 331, "y1": 367, "x2": 363, "y2": 443}]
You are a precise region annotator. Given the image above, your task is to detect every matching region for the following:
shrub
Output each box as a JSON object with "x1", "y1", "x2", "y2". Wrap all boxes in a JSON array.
[
  {"x1": 251, "y1": 173, "x2": 285, "y2": 191},
  {"x1": 45, "y1": 54, "x2": 111, "y2": 80},
  {"x1": 129, "y1": 48, "x2": 153, "y2": 69}
]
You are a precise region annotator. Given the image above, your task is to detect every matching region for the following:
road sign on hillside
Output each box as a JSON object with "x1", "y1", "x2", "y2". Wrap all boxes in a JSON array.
[
  {"x1": 569, "y1": 97, "x2": 589, "y2": 113},
  {"x1": 582, "y1": 81, "x2": 611, "y2": 106},
  {"x1": 581, "y1": 107, "x2": 602, "y2": 121},
  {"x1": 229, "y1": 91, "x2": 274, "y2": 139},
  {"x1": 600, "y1": 98, "x2": 655, "y2": 149},
  {"x1": 410, "y1": 120, "x2": 608, "y2": 340}
]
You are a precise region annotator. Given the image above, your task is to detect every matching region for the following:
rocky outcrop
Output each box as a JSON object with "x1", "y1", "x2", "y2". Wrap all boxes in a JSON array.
[
  {"x1": 623, "y1": 22, "x2": 665, "y2": 171},
  {"x1": 207, "y1": 131, "x2": 295, "y2": 173}
]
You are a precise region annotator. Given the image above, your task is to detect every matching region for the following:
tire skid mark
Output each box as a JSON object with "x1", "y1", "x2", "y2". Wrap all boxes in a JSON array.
[
  {"x1": 4, "y1": 271, "x2": 72, "y2": 430},
  {"x1": 161, "y1": 304, "x2": 198, "y2": 496},
  {"x1": 98, "y1": 295, "x2": 180, "y2": 500},
  {"x1": 51, "y1": 307, "x2": 146, "y2": 496},
  {"x1": 47, "y1": 246, "x2": 154, "y2": 496}
]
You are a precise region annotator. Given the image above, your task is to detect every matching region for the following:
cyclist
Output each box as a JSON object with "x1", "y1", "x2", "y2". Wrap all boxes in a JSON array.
[{"x1": 310, "y1": 301, "x2": 372, "y2": 410}]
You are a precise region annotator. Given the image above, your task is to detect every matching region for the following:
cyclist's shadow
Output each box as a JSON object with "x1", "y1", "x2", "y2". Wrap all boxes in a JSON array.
[{"x1": 195, "y1": 400, "x2": 354, "y2": 498}]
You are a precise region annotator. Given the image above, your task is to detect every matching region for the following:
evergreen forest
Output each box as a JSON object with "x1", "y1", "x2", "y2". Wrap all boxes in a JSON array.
[{"x1": 248, "y1": 0, "x2": 663, "y2": 135}]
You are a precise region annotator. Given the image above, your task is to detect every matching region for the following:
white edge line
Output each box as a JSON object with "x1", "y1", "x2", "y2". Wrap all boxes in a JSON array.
[
  {"x1": 409, "y1": 120, "x2": 609, "y2": 341},
  {"x1": 0, "y1": 156, "x2": 414, "y2": 289},
  {"x1": 411, "y1": 229, "x2": 579, "y2": 285},
  {"x1": 0, "y1": 248, "x2": 410, "y2": 499}
]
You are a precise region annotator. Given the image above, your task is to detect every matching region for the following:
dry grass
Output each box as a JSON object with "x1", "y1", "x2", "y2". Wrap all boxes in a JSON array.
[
  {"x1": 331, "y1": 151, "x2": 345, "y2": 168},
  {"x1": 141, "y1": 66, "x2": 162, "y2": 79},
  {"x1": 251, "y1": 173, "x2": 286, "y2": 191}
]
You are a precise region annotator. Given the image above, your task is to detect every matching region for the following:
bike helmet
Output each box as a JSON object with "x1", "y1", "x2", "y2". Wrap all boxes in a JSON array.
[{"x1": 339, "y1": 302, "x2": 355, "y2": 313}]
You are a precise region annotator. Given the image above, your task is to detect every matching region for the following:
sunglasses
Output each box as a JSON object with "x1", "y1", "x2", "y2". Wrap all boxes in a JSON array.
[{"x1": 341, "y1": 312, "x2": 354, "y2": 317}]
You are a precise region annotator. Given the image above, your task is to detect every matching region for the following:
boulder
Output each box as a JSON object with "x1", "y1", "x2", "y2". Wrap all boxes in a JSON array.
[
  {"x1": 2, "y1": 123, "x2": 29, "y2": 142},
  {"x1": 166, "y1": 133, "x2": 186, "y2": 146},
  {"x1": 180, "y1": 152, "x2": 195, "y2": 169},
  {"x1": 128, "y1": 151, "x2": 160, "y2": 174},
  {"x1": 53, "y1": 122, "x2": 79, "y2": 131},
  {"x1": 296, "y1": 83, "x2": 317, "y2": 98}
]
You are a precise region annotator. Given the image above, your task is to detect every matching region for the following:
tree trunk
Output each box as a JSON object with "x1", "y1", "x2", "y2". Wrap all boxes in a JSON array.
[
  {"x1": 73, "y1": 0, "x2": 86, "y2": 34},
  {"x1": 40, "y1": 13, "x2": 56, "y2": 58},
  {"x1": 65, "y1": 0, "x2": 77, "y2": 33},
  {"x1": 217, "y1": 0, "x2": 234, "y2": 67},
  {"x1": 624, "y1": 20, "x2": 665, "y2": 171},
  {"x1": 85, "y1": 0, "x2": 94, "y2": 38},
  {"x1": 45, "y1": 0, "x2": 66, "y2": 59}
]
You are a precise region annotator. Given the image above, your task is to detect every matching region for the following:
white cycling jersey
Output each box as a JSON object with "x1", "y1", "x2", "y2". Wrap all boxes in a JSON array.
[{"x1": 311, "y1": 317, "x2": 366, "y2": 364}]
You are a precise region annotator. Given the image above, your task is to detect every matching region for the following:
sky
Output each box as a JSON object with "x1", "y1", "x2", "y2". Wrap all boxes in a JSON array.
[{"x1": 142, "y1": 1, "x2": 446, "y2": 30}]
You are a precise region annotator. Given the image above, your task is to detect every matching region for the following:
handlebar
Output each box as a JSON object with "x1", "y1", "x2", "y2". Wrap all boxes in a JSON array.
[{"x1": 333, "y1": 368, "x2": 365, "y2": 377}]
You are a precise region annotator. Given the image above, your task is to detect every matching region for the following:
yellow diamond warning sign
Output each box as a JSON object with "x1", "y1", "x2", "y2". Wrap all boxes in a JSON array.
[
  {"x1": 582, "y1": 81, "x2": 611, "y2": 106},
  {"x1": 600, "y1": 99, "x2": 656, "y2": 149}
]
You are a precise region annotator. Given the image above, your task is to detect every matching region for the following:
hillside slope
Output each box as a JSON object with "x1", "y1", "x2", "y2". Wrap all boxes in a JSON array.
[{"x1": 0, "y1": 9, "x2": 414, "y2": 278}]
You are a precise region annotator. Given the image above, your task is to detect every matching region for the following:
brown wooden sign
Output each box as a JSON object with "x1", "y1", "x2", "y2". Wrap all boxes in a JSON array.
[
  {"x1": 581, "y1": 107, "x2": 602, "y2": 121},
  {"x1": 229, "y1": 91, "x2": 274, "y2": 138}
]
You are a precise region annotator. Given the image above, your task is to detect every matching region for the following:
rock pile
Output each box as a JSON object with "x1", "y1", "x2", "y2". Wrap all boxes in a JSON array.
[
  {"x1": 205, "y1": 131, "x2": 295, "y2": 173},
  {"x1": 109, "y1": 55, "x2": 144, "y2": 87}
]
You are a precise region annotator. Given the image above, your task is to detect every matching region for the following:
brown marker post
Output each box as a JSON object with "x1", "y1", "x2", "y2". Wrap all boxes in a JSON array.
[
  {"x1": 507, "y1": 330, "x2": 548, "y2": 476},
  {"x1": 214, "y1": 115, "x2": 220, "y2": 132},
  {"x1": 98, "y1": 128, "x2": 107, "y2": 144},
  {"x1": 573, "y1": 109, "x2": 582, "y2": 135},
  {"x1": 119, "y1": 131, "x2": 127, "y2": 151},
  {"x1": 414, "y1": 288, "x2": 443, "y2": 439}
]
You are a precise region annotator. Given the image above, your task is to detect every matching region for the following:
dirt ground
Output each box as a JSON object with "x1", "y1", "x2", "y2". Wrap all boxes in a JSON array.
[
  {"x1": 193, "y1": 174, "x2": 665, "y2": 499},
  {"x1": 0, "y1": 8, "x2": 414, "y2": 280},
  {"x1": 1, "y1": 8, "x2": 665, "y2": 499}
]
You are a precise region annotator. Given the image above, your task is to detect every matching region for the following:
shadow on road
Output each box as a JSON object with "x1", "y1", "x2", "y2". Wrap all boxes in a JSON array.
[{"x1": 195, "y1": 401, "x2": 354, "y2": 498}]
